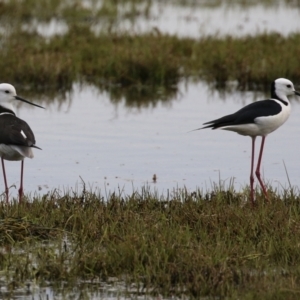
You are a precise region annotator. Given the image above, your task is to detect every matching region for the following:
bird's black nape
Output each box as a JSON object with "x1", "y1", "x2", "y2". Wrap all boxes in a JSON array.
[
  {"x1": 271, "y1": 80, "x2": 281, "y2": 101},
  {"x1": 0, "y1": 105, "x2": 15, "y2": 115}
]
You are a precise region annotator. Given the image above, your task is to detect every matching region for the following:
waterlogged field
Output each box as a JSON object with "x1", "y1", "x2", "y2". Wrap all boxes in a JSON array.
[{"x1": 0, "y1": 0, "x2": 300, "y2": 299}]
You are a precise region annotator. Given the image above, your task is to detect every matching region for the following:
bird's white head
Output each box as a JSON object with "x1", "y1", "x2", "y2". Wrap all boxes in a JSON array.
[
  {"x1": 272, "y1": 78, "x2": 300, "y2": 101},
  {"x1": 0, "y1": 83, "x2": 18, "y2": 113},
  {"x1": 0, "y1": 83, "x2": 44, "y2": 114}
]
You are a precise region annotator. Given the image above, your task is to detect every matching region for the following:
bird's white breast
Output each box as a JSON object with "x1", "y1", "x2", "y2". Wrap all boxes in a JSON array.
[{"x1": 254, "y1": 99, "x2": 290, "y2": 136}]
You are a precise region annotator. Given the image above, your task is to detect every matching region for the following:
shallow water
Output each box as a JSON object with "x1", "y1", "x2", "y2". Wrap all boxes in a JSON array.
[
  {"x1": 115, "y1": 1, "x2": 300, "y2": 37},
  {"x1": 5, "y1": 81, "x2": 299, "y2": 199},
  {"x1": 1, "y1": 280, "x2": 171, "y2": 299},
  {"x1": 25, "y1": 1, "x2": 300, "y2": 38}
]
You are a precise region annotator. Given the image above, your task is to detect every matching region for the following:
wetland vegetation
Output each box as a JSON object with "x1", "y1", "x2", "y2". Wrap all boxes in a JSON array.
[
  {"x1": 0, "y1": 0, "x2": 300, "y2": 298},
  {"x1": 5, "y1": 30, "x2": 300, "y2": 91},
  {"x1": 2, "y1": 187, "x2": 300, "y2": 299},
  {"x1": 0, "y1": 0, "x2": 300, "y2": 100}
]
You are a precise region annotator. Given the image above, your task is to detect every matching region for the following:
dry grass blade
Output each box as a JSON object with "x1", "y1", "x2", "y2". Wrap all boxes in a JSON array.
[{"x1": 0, "y1": 217, "x2": 61, "y2": 243}]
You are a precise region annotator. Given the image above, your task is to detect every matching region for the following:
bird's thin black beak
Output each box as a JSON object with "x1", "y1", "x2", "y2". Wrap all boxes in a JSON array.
[
  {"x1": 294, "y1": 91, "x2": 300, "y2": 96},
  {"x1": 15, "y1": 95, "x2": 45, "y2": 109}
]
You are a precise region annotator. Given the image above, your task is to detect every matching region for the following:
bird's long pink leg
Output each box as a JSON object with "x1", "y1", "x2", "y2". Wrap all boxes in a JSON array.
[
  {"x1": 18, "y1": 160, "x2": 24, "y2": 203},
  {"x1": 1, "y1": 158, "x2": 9, "y2": 203},
  {"x1": 255, "y1": 136, "x2": 269, "y2": 201},
  {"x1": 250, "y1": 137, "x2": 256, "y2": 206}
]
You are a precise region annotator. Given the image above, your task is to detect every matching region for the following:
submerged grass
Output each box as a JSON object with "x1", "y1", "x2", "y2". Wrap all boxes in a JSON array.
[{"x1": 1, "y1": 188, "x2": 300, "y2": 298}]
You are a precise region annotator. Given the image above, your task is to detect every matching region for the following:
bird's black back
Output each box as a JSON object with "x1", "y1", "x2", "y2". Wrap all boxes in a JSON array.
[
  {"x1": 0, "y1": 113, "x2": 36, "y2": 147},
  {"x1": 203, "y1": 99, "x2": 282, "y2": 129}
]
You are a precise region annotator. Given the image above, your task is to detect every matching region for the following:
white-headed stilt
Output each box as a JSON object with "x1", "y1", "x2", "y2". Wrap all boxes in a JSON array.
[
  {"x1": 0, "y1": 83, "x2": 44, "y2": 203},
  {"x1": 195, "y1": 78, "x2": 300, "y2": 205}
]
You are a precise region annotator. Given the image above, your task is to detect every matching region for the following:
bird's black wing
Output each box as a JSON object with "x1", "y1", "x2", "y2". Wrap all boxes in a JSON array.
[
  {"x1": 203, "y1": 99, "x2": 282, "y2": 129},
  {"x1": 0, "y1": 114, "x2": 36, "y2": 147}
]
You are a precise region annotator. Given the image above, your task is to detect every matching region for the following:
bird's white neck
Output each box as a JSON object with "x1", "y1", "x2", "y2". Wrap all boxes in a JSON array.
[
  {"x1": 274, "y1": 93, "x2": 290, "y2": 106},
  {"x1": 0, "y1": 103, "x2": 16, "y2": 115}
]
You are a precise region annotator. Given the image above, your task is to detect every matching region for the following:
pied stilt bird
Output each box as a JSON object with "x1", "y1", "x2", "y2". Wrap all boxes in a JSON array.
[
  {"x1": 196, "y1": 78, "x2": 300, "y2": 205},
  {"x1": 0, "y1": 84, "x2": 44, "y2": 203}
]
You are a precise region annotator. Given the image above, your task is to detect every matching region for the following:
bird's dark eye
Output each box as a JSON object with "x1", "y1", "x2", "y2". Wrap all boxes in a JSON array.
[
  {"x1": 287, "y1": 84, "x2": 292, "y2": 88},
  {"x1": 4, "y1": 90, "x2": 9, "y2": 93}
]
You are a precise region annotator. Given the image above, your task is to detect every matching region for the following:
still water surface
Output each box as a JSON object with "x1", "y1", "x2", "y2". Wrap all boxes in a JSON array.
[
  {"x1": 6, "y1": 81, "x2": 300, "y2": 199},
  {"x1": 118, "y1": 1, "x2": 300, "y2": 37},
  {"x1": 25, "y1": 1, "x2": 300, "y2": 38}
]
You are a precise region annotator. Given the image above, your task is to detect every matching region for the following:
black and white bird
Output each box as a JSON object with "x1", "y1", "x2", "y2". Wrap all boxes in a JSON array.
[
  {"x1": 196, "y1": 78, "x2": 300, "y2": 205},
  {"x1": 0, "y1": 83, "x2": 44, "y2": 203}
]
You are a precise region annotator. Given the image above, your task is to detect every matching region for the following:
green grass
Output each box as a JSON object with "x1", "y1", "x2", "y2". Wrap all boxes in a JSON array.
[
  {"x1": 2, "y1": 187, "x2": 300, "y2": 298},
  {"x1": 2, "y1": 29, "x2": 300, "y2": 96}
]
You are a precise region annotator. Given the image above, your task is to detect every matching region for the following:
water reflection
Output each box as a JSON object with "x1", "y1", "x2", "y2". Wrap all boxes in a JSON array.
[
  {"x1": 98, "y1": 84, "x2": 179, "y2": 108},
  {"x1": 15, "y1": 78, "x2": 276, "y2": 112},
  {"x1": 14, "y1": 82, "x2": 179, "y2": 111}
]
